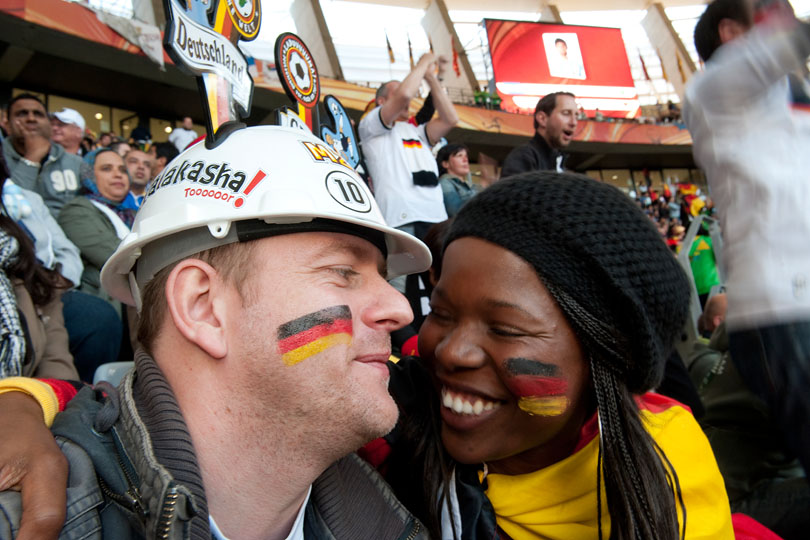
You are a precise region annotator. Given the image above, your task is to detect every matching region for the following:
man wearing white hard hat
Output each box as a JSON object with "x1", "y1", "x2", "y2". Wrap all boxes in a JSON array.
[
  {"x1": 0, "y1": 125, "x2": 431, "y2": 539},
  {"x1": 50, "y1": 108, "x2": 86, "y2": 156}
]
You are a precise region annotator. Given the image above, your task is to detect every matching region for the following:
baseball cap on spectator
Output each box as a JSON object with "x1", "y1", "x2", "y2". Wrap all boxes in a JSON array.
[{"x1": 52, "y1": 108, "x2": 86, "y2": 131}]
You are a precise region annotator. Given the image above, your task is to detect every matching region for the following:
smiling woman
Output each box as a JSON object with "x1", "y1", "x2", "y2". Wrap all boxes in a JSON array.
[{"x1": 382, "y1": 172, "x2": 735, "y2": 540}]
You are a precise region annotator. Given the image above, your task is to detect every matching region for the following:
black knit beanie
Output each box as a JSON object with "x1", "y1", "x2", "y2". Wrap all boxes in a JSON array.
[{"x1": 445, "y1": 172, "x2": 690, "y2": 393}]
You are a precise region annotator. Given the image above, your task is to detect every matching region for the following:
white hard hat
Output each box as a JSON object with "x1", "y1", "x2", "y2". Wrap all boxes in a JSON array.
[{"x1": 101, "y1": 125, "x2": 431, "y2": 309}]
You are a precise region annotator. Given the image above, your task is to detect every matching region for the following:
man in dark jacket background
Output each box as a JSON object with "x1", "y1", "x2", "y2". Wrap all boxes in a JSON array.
[{"x1": 501, "y1": 91, "x2": 578, "y2": 177}]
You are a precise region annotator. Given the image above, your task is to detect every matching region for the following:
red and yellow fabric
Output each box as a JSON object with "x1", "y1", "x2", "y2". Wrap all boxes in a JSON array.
[
  {"x1": 481, "y1": 393, "x2": 734, "y2": 539},
  {"x1": 0, "y1": 377, "x2": 80, "y2": 426}
]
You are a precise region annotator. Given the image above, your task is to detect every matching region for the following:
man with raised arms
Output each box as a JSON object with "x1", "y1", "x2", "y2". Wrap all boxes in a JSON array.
[{"x1": 359, "y1": 52, "x2": 459, "y2": 244}]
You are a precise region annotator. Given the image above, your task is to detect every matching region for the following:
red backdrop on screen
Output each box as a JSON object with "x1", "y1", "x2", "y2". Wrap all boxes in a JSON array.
[{"x1": 486, "y1": 19, "x2": 640, "y2": 118}]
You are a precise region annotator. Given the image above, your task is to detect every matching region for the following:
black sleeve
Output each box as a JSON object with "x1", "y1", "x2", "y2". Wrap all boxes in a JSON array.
[
  {"x1": 414, "y1": 93, "x2": 435, "y2": 126},
  {"x1": 501, "y1": 144, "x2": 537, "y2": 179}
]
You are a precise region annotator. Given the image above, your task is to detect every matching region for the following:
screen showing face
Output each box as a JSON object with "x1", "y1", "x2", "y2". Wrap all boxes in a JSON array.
[{"x1": 485, "y1": 20, "x2": 640, "y2": 118}]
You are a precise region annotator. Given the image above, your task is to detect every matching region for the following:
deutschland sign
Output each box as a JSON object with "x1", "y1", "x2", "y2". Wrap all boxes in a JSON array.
[{"x1": 165, "y1": 2, "x2": 252, "y2": 115}]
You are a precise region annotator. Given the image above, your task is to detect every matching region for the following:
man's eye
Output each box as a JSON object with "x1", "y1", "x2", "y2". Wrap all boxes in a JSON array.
[{"x1": 330, "y1": 267, "x2": 357, "y2": 279}]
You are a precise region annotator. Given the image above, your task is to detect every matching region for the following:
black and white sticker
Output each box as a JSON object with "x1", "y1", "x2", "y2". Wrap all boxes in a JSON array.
[{"x1": 325, "y1": 171, "x2": 371, "y2": 213}]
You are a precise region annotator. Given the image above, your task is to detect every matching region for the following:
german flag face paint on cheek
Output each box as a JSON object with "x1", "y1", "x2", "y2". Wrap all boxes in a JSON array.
[
  {"x1": 277, "y1": 305, "x2": 353, "y2": 366},
  {"x1": 503, "y1": 358, "x2": 569, "y2": 417}
]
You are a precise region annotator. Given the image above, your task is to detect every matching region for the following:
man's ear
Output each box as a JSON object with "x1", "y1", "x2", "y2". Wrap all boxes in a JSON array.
[
  {"x1": 535, "y1": 111, "x2": 548, "y2": 131},
  {"x1": 165, "y1": 259, "x2": 229, "y2": 359},
  {"x1": 718, "y1": 18, "x2": 747, "y2": 45}
]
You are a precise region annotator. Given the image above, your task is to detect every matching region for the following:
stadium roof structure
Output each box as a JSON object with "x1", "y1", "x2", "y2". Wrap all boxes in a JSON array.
[{"x1": 0, "y1": 0, "x2": 708, "y2": 171}]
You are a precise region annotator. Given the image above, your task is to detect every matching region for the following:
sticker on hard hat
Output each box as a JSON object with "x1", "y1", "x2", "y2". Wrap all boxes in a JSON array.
[
  {"x1": 301, "y1": 141, "x2": 352, "y2": 171},
  {"x1": 325, "y1": 171, "x2": 371, "y2": 213},
  {"x1": 145, "y1": 158, "x2": 267, "y2": 208}
]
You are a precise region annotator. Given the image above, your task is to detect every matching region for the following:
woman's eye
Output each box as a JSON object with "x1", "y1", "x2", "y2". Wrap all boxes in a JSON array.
[
  {"x1": 427, "y1": 306, "x2": 450, "y2": 321},
  {"x1": 491, "y1": 327, "x2": 524, "y2": 338}
]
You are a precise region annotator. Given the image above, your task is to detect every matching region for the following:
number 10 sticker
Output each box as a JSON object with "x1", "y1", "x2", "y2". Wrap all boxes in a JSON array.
[{"x1": 325, "y1": 171, "x2": 371, "y2": 213}]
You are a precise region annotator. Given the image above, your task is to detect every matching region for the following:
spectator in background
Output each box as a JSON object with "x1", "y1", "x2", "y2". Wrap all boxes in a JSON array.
[
  {"x1": 684, "y1": 0, "x2": 810, "y2": 476},
  {"x1": 359, "y1": 52, "x2": 458, "y2": 245},
  {"x1": 128, "y1": 124, "x2": 151, "y2": 148},
  {"x1": 0, "y1": 175, "x2": 77, "y2": 380},
  {"x1": 149, "y1": 141, "x2": 179, "y2": 178},
  {"x1": 501, "y1": 92, "x2": 577, "y2": 177},
  {"x1": 57, "y1": 150, "x2": 134, "y2": 313},
  {"x1": 436, "y1": 143, "x2": 479, "y2": 217},
  {"x1": 122, "y1": 148, "x2": 153, "y2": 209},
  {"x1": 1, "y1": 94, "x2": 81, "y2": 217},
  {"x1": 79, "y1": 134, "x2": 94, "y2": 156},
  {"x1": 688, "y1": 224, "x2": 721, "y2": 308},
  {"x1": 110, "y1": 140, "x2": 131, "y2": 157},
  {"x1": 97, "y1": 132, "x2": 114, "y2": 148},
  {"x1": 50, "y1": 108, "x2": 85, "y2": 156},
  {"x1": 666, "y1": 224, "x2": 686, "y2": 252},
  {"x1": 168, "y1": 116, "x2": 198, "y2": 152}
]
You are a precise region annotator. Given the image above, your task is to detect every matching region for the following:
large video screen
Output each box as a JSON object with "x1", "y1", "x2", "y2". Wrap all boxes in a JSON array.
[{"x1": 485, "y1": 19, "x2": 640, "y2": 118}]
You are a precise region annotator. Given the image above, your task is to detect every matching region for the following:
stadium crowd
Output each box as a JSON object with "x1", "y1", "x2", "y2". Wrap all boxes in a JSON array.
[{"x1": 0, "y1": 0, "x2": 807, "y2": 539}]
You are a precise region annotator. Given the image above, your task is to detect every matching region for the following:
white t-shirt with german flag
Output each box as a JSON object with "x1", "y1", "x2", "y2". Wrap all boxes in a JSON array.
[{"x1": 359, "y1": 107, "x2": 447, "y2": 228}]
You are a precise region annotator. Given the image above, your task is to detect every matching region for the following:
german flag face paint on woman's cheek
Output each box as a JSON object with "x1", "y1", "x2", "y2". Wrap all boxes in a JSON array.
[
  {"x1": 503, "y1": 357, "x2": 570, "y2": 417},
  {"x1": 277, "y1": 305, "x2": 353, "y2": 366}
]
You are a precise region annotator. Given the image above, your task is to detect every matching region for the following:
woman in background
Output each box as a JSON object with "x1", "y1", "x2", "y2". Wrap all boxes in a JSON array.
[
  {"x1": 58, "y1": 149, "x2": 134, "y2": 312},
  {"x1": 0, "y1": 178, "x2": 76, "y2": 379},
  {"x1": 436, "y1": 143, "x2": 479, "y2": 217}
]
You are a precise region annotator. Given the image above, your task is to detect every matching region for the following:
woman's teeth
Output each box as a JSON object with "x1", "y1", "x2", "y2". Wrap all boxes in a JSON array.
[{"x1": 442, "y1": 387, "x2": 500, "y2": 416}]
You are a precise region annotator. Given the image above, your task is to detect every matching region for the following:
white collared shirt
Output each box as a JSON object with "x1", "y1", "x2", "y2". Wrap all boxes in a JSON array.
[{"x1": 209, "y1": 485, "x2": 312, "y2": 540}]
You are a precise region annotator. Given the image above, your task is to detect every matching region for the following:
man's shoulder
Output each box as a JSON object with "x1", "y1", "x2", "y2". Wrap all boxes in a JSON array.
[
  {"x1": 358, "y1": 107, "x2": 392, "y2": 142},
  {"x1": 502, "y1": 139, "x2": 541, "y2": 176},
  {"x1": 47, "y1": 143, "x2": 82, "y2": 168},
  {"x1": 308, "y1": 452, "x2": 428, "y2": 539},
  {"x1": 2, "y1": 138, "x2": 21, "y2": 163}
]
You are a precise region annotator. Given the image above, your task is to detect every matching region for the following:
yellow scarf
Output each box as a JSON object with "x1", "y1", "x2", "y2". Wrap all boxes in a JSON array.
[{"x1": 482, "y1": 394, "x2": 734, "y2": 540}]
